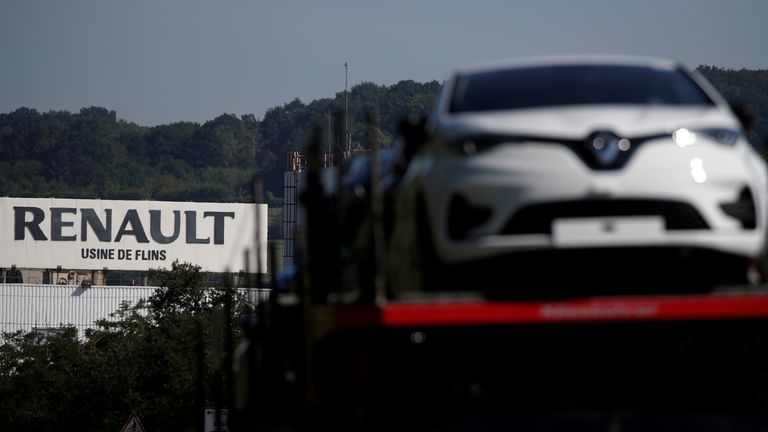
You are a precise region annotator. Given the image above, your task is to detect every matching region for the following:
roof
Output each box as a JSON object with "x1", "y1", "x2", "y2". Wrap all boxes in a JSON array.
[{"x1": 454, "y1": 54, "x2": 682, "y2": 76}]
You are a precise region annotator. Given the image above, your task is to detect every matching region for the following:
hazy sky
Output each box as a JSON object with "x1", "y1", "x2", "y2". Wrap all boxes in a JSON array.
[{"x1": 1, "y1": 0, "x2": 767, "y2": 126}]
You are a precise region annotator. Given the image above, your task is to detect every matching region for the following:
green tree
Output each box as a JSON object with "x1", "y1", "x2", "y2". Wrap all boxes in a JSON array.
[
  {"x1": 697, "y1": 66, "x2": 768, "y2": 145},
  {"x1": 0, "y1": 80, "x2": 443, "y2": 203},
  {"x1": 0, "y1": 262, "x2": 245, "y2": 432}
]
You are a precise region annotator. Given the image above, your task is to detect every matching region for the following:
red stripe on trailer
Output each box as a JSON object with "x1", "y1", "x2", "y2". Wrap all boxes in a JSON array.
[{"x1": 374, "y1": 294, "x2": 768, "y2": 327}]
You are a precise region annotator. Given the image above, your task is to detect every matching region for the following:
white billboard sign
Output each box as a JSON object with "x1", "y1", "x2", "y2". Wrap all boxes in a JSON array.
[{"x1": 0, "y1": 198, "x2": 267, "y2": 273}]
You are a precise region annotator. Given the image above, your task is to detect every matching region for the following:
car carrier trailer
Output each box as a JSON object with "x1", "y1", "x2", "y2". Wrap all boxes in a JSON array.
[
  {"x1": 233, "y1": 284, "x2": 768, "y2": 431},
  {"x1": 231, "y1": 127, "x2": 768, "y2": 432}
]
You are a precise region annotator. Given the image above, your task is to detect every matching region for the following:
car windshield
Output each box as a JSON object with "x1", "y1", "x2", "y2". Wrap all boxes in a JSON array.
[{"x1": 449, "y1": 64, "x2": 715, "y2": 113}]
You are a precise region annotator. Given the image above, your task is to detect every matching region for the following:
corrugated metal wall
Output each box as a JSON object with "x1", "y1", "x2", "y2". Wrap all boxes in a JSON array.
[
  {"x1": 0, "y1": 284, "x2": 271, "y2": 338},
  {"x1": 0, "y1": 284, "x2": 156, "y2": 337}
]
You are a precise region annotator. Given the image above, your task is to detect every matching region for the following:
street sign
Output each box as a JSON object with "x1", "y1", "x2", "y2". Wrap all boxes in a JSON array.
[
  {"x1": 120, "y1": 412, "x2": 145, "y2": 432},
  {"x1": 204, "y1": 407, "x2": 229, "y2": 432}
]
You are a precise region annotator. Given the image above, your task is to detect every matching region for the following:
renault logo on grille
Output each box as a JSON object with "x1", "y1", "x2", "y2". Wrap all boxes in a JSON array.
[{"x1": 587, "y1": 131, "x2": 631, "y2": 167}]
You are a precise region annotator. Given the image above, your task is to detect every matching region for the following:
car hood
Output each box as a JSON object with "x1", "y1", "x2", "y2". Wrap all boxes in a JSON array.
[{"x1": 439, "y1": 105, "x2": 737, "y2": 140}]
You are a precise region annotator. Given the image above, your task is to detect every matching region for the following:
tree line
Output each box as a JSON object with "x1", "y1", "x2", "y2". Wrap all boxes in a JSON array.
[
  {"x1": 0, "y1": 67, "x2": 766, "y2": 208},
  {"x1": 0, "y1": 80, "x2": 441, "y2": 206},
  {"x1": 697, "y1": 65, "x2": 768, "y2": 145}
]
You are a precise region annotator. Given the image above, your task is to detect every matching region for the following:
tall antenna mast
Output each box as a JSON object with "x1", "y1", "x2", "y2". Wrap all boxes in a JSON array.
[{"x1": 344, "y1": 62, "x2": 349, "y2": 151}]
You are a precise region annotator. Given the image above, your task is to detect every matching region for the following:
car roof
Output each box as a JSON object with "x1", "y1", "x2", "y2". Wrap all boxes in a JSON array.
[{"x1": 454, "y1": 55, "x2": 682, "y2": 76}]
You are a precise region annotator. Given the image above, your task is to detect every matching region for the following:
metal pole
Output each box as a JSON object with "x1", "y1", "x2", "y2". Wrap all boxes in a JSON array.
[
  {"x1": 345, "y1": 62, "x2": 349, "y2": 152},
  {"x1": 327, "y1": 110, "x2": 332, "y2": 156}
]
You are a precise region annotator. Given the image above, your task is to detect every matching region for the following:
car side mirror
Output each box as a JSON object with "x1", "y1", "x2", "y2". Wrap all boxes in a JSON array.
[
  {"x1": 398, "y1": 114, "x2": 429, "y2": 161},
  {"x1": 730, "y1": 102, "x2": 755, "y2": 133}
]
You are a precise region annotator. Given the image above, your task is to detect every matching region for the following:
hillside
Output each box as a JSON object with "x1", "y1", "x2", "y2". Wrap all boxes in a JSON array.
[{"x1": 0, "y1": 80, "x2": 441, "y2": 204}]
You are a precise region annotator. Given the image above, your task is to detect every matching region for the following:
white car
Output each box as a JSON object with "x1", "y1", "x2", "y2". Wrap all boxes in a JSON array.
[{"x1": 390, "y1": 55, "x2": 768, "y2": 296}]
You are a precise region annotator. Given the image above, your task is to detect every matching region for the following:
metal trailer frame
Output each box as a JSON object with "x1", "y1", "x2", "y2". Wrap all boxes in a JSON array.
[{"x1": 234, "y1": 116, "x2": 768, "y2": 431}]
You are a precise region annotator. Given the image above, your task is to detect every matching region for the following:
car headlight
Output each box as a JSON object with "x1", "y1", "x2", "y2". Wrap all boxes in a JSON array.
[
  {"x1": 697, "y1": 128, "x2": 740, "y2": 146},
  {"x1": 673, "y1": 127, "x2": 740, "y2": 147}
]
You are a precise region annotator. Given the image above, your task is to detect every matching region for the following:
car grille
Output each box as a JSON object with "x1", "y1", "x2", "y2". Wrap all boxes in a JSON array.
[{"x1": 502, "y1": 199, "x2": 710, "y2": 234}]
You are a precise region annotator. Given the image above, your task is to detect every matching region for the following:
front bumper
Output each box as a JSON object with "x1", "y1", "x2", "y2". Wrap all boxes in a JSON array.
[{"x1": 420, "y1": 138, "x2": 767, "y2": 263}]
